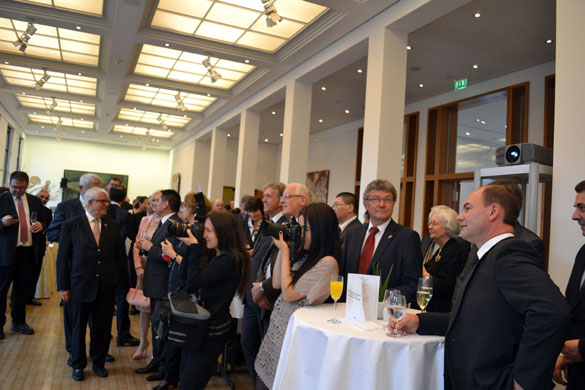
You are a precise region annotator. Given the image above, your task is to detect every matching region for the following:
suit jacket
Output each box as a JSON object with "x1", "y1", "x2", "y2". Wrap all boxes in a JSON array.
[
  {"x1": 127, "y1": 210, "x2": 146, "y2": 243},
  {"x1": 56, "y1": 214, "x2": 124, "y2": 302},
  {"x1": 340, "y1": 217, "x2": 362, "y2": 245},
  {"x1": 47, "y1": 196, "x2": 85, "y2": 242},
  {"x1": 142, "y1": 213, "x2": 183, "y2": 299},
  {"x1": 107, "y1": 203, "x2": 129, "y2": 240},
  {"x1": 418, "y1": 238, "x2": 569, "y2": 390},
  {"x1": 341, "y1": 219, "x2": 422, "y2": 303},
  {"x1": 514, "y1": 223, "x2": 545, "y2": 269},
  {"x1": 564, "y1": 243, "x2": 585, "y2": 388},
  {"x1": 0, "y1": 192, "x2": 47, "y2": 267}
]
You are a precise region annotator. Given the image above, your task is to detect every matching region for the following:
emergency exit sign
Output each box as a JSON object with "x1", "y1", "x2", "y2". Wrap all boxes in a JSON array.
[{"x1": 454, "y1": 78, "x2": 468, "y2": 90}]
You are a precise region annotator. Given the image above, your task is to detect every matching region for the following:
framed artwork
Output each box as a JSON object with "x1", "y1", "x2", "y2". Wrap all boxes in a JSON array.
[
  {"x1": 172, "y1": 172, "x2": 181, "y2": 193},
  {"x1": 306, "y1": 170, "x2": 330, "y2": 203},
  {"x1": 62, "y1": 170, "x2": 128, "y2": 201}
]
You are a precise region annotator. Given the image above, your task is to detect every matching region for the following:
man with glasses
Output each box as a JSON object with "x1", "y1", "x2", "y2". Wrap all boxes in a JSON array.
[
  {"x1": 340, "y1": 179, "x2": 421, "y2": 303},
  {"x1": 333, "y1": 192, "x2": 362, "y2": 246}
]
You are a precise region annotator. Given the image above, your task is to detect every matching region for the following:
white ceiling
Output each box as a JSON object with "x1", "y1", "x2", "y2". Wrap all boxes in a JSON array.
[{"x1": 0, "y1": 0, "x2": 555, "y2": 150}]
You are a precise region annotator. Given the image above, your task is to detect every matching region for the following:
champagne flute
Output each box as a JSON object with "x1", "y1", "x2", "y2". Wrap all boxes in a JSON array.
[
  {"x1": 382, "y1": 289, "x2": 400, "y2": 328},
  {"x1": 416, "y1": 276, "x2": 433, "y2": 313},
  {"x1": 387, "y1": 294, "x2": 406, "y2": 337},
  {"x1": 328, "y1": 275, "x2": 344, "y2": 324},
  {"x1": 30, "y1": 211, "x2": 38, "y2": 224}
]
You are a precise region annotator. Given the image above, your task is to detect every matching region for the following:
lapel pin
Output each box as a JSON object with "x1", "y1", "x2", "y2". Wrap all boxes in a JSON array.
[
  {"x1": 387, "y1": 235, "x2": 393, "y2": 239},
  {"x1": 104, "y1": 224, "x2": 108, "y2": 228}
]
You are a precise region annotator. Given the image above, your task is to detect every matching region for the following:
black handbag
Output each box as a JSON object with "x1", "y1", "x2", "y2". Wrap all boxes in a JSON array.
[{"x1": 167, "y1": 291, "x2": 211, "y2": 352}]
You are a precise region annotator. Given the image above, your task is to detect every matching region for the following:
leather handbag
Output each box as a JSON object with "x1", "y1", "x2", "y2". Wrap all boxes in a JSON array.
[{"x1": 126, "y1": 288, "x2": 150, "y2": 309}]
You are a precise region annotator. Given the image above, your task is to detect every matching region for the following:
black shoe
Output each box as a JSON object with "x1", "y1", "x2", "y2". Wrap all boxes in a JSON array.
[
  {"x1": 67, "y1": 354, "x2": 73, "y2": 367},
  {"x1": 135, "y1": 360, "x2": 158, "y2": 374},
  {"x1": 72, "y1": 369, "x2": 84, "y2": 381},
  {"x1": 0, "y1": 329, "x2": 4, "y2": 340},
  {"x1": 105, "y1": 354, "x2": 115, "y2": 362},
  {"x1": 92, "y1": 365, "x2": 108, "y2": 378},
  {"x1": 28, "y1": 299, "x2": 42, "y2": 306},
  {"x1": 153, "y1": 380, "x2": 178, "y2": 390},
  {"x1": 11, "y1": 322, "x2": 34, "y2": 335},
  {"x1": 146, "y1": 371, "x2": 164, "y2": 382},
  {"x1": 117, "y1": 336, "x2": 140, "y2": 346}
]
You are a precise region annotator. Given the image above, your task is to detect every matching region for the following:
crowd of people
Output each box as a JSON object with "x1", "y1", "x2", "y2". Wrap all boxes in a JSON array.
[{"x1": 1, "y1": 170, "x2": 584, "y2": 389}]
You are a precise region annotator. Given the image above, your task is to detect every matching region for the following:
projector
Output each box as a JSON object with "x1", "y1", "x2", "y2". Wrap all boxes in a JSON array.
[{"x1": 495, "y1": 143, "x2": 553, "y2": 166}]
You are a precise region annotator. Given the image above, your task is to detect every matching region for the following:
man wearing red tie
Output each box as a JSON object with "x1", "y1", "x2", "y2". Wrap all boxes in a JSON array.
[
  {"x1": 0, "y1": 171, "x2": 46, "y2": 340},
  {"x1": 340, "y1": 179, "x2": 421, "y2": 303},
  {"x1": 57, "y1": 187, "x2": 125, "y2": 381}
]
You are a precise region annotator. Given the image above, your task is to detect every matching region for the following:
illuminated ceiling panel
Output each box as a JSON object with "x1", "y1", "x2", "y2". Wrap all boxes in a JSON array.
[
  {"x1": 0, "y1": 17, "x2": 100, "y2": 66},
  {"x1": 151, "y1": 0, "x2": 327, "y2": 53},
  {"x1": 134, "y1": 44, "x2": 254, "y2": 90},
  {"x1": 16, "y1": 94, "x2": 95, "y2": 115},
  {"x1": 28, "y1": 113, "x2": 94, "y2": 128},
  {"x1": 113, "y1": 124, "x2": 173, "y2": 138},
  {"x1": 124, "y1": 83, "x2": 216, "y2": 112},
  {"x1": 118, "y1": 108, "x2": 191, "y2": 128},
  {"x1": 13, "y1": 0, "x2": 104, "y2": 16},
  {"x1": 0, "y1": 64, "x2": 97, "y2": 96}
]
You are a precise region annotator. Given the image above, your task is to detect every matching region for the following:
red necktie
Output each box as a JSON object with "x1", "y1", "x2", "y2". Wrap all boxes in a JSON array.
[
  {"x1": 357, "y1": 226, "x2": 379, "y2": 274},
  {"x1": 93, "y1": 219, "x2": 100, "y2": 247},
  {"x1": 18, "y1": 197, "x2": 28, "y2": 244}
]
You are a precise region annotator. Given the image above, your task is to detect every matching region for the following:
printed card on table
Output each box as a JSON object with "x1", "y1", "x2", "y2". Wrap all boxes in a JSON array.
[{"x1": 345, "y1": 273, "x2": 380, "y2": 322}]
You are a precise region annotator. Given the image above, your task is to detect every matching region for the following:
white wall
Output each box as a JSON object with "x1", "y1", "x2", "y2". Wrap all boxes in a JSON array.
[
  {"x1": 255, "y1": 142, "x2": 280, "y2": 191},
  {"x1": 308, "y1": 119, "x2": 362, "y2": 205},
  {"x1": 22, "y1": 136, "x2": 171, "y2": 208},
  {"x1": 171, "y1": 140, "x2": 195, "y2": 199},
  {"x1": 225, "y1": 138, "x2": 238, "y2": 187}
]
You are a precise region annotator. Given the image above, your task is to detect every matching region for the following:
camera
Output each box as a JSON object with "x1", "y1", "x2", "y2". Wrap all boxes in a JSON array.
[
  {"x1": 259, "y1": 219, "x2": 302, "y2": 246},
  {"x1": 166, "y1": 191, "x2": 207, "y2": 242}
]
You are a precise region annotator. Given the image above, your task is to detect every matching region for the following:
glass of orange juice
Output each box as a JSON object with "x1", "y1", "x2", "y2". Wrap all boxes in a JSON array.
[{"x1": 328, "y1": 275, "x2": 344, "y2": 324}]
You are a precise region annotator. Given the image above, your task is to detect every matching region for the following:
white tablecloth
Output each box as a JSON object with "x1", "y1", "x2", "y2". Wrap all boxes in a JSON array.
[{"x1": 273, "y1": 303, "x2": 445, "y2": 390}]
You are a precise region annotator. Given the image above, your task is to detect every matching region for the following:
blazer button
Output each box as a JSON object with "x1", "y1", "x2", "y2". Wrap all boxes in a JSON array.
[
  {"x1": 96, "y1": 274, "x2": 99, "y2": 277},
  {"x1": 97, "y1": 249, "x2": 101, "y2": 252},
  {"x1": 98, "y1": 261, "x2": 101, "y2": 264}
]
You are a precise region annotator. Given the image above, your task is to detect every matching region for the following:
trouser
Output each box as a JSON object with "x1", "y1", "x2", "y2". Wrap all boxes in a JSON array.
[
  {"x1": 163, "y1": 341, "x2": 182, "y2": 384},
  {"x1": 0, "y1": 246, "x2": 34, "y2": 327},
  {"x1": 151, "y1": 297, "x2": 169, "y2": 372},
  {"x1": 28, "y1": 245, "x2": 46, "y2": 301},
  {"x1": 115, "y1": 272, "x2": 131, "y2": 341},
  {"x1": 69, "y1": 287, "x2": 115, "y2": 369},
  {"x1": 179, "y1": 336, "x2": 226, "y2": 390}
]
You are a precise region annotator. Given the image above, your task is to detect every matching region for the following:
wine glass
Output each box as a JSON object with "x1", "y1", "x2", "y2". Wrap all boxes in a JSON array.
[
  {"x1": 417, "y1": 276, "x2": 433, "y2": 313},
  {"x1": 328, "y1": 275, "x2": 344, "y2": 324},
  {"x1": 30, "y1": 211, "x2": 38, "y2": 224},
  {"x1": 382, "y1": 289, "x2": 400, "y2": 327},
  {"x1": 387, "y1": 294, "x2": 406, "y2": 337}
]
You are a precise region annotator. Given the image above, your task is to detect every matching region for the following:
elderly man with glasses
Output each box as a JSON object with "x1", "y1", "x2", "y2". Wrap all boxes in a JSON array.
[{"x1": 340, "y1": 179, "x2": 421, "y2": 303}]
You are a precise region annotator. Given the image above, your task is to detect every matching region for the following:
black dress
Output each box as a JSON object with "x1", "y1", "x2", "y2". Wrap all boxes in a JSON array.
[
  {"x1": 424, "y1": 237, "x2": 465, "y2": 313},
  {"x1": 179, "y1": 244, "x2": 241, "y2": 390}
]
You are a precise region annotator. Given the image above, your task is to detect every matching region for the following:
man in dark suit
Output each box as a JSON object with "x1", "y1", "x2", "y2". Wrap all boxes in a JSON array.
[
  {"x1": 135, "y1": 189, "x2": 182, "y2": 381},
  {"x1": 554, "y1": 180, "x2": 585, "y2": 388},
  {"x1": 27, "y1": 189, "x2": 53, "y2": 306},
  {"x1": 0, "y1": 171, "x2": 47, "y2": 340},
  {"x1": 333, "y1": 192, "x2": 362, "y2": 245},
  {"x1": 46, "y1": 173, "x2": 103, "y2": 364},
  {"x1": 340, "y1": 179, "x2": 421, "y2": 303},
  {"x1": 57, "y1": 187, "x2": 125, "y2": 381},
  {"x1": 393, "y1": 185, "x2": 569, "y2": 390}
]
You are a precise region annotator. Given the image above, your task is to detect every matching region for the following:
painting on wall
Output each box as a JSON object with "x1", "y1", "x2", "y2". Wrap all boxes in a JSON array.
[
  {"x1": 306, "y1": 170, "x2": 330, "y2": 203},
  {"x1": 62, "y1": 170, "x2": 128, "y2": 202},
  {"x1": 172, "y1": 172, "x2": 181, "y2": 193}
]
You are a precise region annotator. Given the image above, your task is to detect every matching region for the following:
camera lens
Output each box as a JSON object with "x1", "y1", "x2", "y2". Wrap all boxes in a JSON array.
[{"x1": 506, "y1": 145, "x2": 520, "y2": 164}]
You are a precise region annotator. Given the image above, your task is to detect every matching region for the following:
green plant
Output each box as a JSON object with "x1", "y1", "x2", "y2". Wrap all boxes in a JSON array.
[{"x1": 372, "y1": 263, "x2": 394, "y2": 302}]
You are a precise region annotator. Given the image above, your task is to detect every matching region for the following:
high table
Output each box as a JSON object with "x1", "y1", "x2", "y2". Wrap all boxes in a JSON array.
[{"x1": 273, "y1": 303, "x2": 445, "y2": 390}]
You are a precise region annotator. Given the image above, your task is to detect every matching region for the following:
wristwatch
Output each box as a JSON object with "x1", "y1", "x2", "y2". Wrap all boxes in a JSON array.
[
  {"x1": 259, "y1": 283, "x2": 265, "y2": 293},
  {"x1": 173, "y1": 253, "x2": 179, "y2": 261}
]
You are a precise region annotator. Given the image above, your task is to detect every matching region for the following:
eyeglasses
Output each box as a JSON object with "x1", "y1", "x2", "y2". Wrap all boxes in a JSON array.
[
  {"x1": 282, "y1": 194, "x2": 303, "y2": 200},
  {"x1": 428, "y1": 220, "x2": 442, "y2": 227},
  {"x1": 365, "y1": 197, "x2": 393, "y2": 205}
]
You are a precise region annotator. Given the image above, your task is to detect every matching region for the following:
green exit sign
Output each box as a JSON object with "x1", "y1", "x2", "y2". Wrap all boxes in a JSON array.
[{"x1": 454, "y1": 78, "x2": 468, "y2": 90}]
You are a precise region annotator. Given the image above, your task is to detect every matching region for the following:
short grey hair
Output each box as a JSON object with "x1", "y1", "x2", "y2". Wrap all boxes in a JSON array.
[
  {"x1": 289, "y1": 183, "x2": 313, "y2": 204},
  {"x1": 83, "y1": 187, "x2": 109, "y2": 208},
  {"x1": 429, "y1": 205, "x2": 460, "y2": 237},
  {"x1": 363, "y1": 179, "x2": 397, "y2": 202},
  {"x1": 79, "y1": 173, "x2": 103, "y2": 191},
  {"x1": 263, "y1": 181, "x2": 286, "y2": 198}
]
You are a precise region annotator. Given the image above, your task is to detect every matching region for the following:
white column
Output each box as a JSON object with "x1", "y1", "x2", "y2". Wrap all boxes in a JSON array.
[
  {"x1": 0, "y1": 116, "x2": 8, "y2": 185},
  {"x1": 360, "y1": 27, "x2": 408, "y2": 217},
  {"x1": 207, "y1": 128, "x2": 227, "y2": 200},
  {"x1": 235, "y1": 110, "x2": 260, "y2": 202},
  {"x1": 548, "y1": 0, "x2": 585, "y2": 290},
  {"x1": 280, "y1": 80, "x2": 312, "y2": 184}
]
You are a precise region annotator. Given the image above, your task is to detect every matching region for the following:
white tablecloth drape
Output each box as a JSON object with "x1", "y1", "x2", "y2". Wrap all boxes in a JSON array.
[{"x1": 273, "y1": 303, "x2": 445, "y2": 390}]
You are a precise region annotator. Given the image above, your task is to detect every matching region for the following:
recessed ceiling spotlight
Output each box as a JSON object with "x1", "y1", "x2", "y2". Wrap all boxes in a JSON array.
[
  {"x1": 227, "y1": 133, "x2": 231, "y2": 137},
  {"x1": 80, "y1": 100, "x2": 83, "y2": 103},
  {"x1": 418, "y1": 83, "x2": 424, "y2": 88},
  {"x1": 82, "y1": 130, "x2": 85, "y2": 133},
  {"x1": 120, "y1": 135, "x2": 123, "y2": 138},
  {"x1": 207, "y1": 93, "x2": 211, "y2": 97},
  {"x1": 476, "y1": 118, "x2": 480, "y2": 122},
  {"x1": 41, "y1": 126, "x2": 44, "y2": 129},
  {"x1": 77, "y1": 72, "x2": 82, "y2": 76},
  {"x1": 474, "y1": 12, "x2": 481, "y2": 18},
  {"x1": 33, "y1": 111, "x2": 36, "y2": 114},
  {"x1": 271, "y1": 111, "x2": 276, "y2": 115},
  {"x1": 75, "y1": 26, "x2": 81, "y2": 30},
  {"x1": 318, "y1": 119, "x2": 323, "y2": 123},
  {"x1": 472, "y1": 64, "x2": 479, "y2": 69},
  {"x1": 164, "y1": 43, "x2": 170, "y2": 47},
  {"x1": 132, "y1": 107, "x2": 136, "y2": 110},
  {"x1": 145, "y1": 83, "x2": 150, "y2": 87},
  {"x1": 357, "y1": 69, "x2": 363, "y2": 74},
  {"x1": 406, "y1": 45, "x2": 412, "y2": 50},
  {"x1": 244, "y1": 59, "x2": 250, "y2": 63},
  {"x1": 264, "y1": 138, "x2": 269, "y2": 142},
  {"x1": 183, "y1": 114, "x2": 187, "y2": 118},
  {"x1": 546, "y1": 39, "x2": 553, "y2": 44},
  {"x1": 80, "y1": 118, "x2": 84, "y2": 121},
  {"x1": 344, "y1": 109, "x2": 350, "y2": 114},
  {"x1": 22, "y1": 92, "x2": 26, "y2": 95},
  {"x1": 321, "y1": 86, "x2": 326, "y2": 91},
  {"x1": 481, "y1": 120, "x2": 486, "y2": 124},
  {"x1": 279, "y1": 133, "x2": 283, "y2": 137},
  {"x1": 466, "y1": 132, "x2": 471, "y2": 136},
  {"x1": 3, "y1": 61, "x2": 8, "y2": 65}
]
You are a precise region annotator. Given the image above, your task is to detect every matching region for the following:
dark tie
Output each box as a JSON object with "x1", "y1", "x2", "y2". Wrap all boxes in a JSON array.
[
  {"x1": 18, "y1": 197, "x2": 28, "y2": 244},
  {"x1": 462, "y1": 254, "x2": 480, "y2": 282},
  {"x1": 357, "y1": 226, "x2": 379, "y2": 274}
]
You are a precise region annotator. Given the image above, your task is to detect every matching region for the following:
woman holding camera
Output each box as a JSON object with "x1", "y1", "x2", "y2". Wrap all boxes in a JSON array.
[
  {"x1": 173, "y1": 211, "x2": 251, "y2": 389},
  {"x1": 255, "y1": 203, "x2": 340, "y2": 390},
  {"x1": 242, "y1": 196, "x2": 264, "y2": 249}
]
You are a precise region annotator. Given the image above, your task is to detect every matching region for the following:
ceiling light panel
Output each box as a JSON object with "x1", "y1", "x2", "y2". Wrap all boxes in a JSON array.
[
  {"x1": 150, "y1": 0, "x2": 327, "y2": 53},
  {"x1": 124, "y1": 84, "x2": 216, "y2": 112},
  {"x1": 13, "y1": 0, "x2": 104, "y2": 16},
  {"x1": 28, "y1": 113, "x2": 94, "y2": 128},
  {"x1": 134, "y1": 44, "x2": 254, "y2": 89},
  {"x1": 113, "y1": 124, "x2": 173, "y2": 138},
  {"x1": 0, "y1": 64, "x2": 97, "y2": 95},
  {"x1": 16, "y1": 94, "x2": 95, "y2": 115},
  {"x1": 117, "y1": 108, "x2": 191, "y2": 128},
  {"x1": 0, "y1": 18, "x2": 100, "y2": 66}
]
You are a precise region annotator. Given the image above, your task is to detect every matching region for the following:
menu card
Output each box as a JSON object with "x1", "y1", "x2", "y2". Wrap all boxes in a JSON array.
[{"x1": 345, "y1": 273, "x2": 380, "y2": 322}]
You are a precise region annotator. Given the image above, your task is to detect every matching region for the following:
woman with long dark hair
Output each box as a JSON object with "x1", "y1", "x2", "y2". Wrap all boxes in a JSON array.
[
  {"x1": 175, "y1": 211, "x2": 250, "y2": 389},
  {"x1": 255, "y1": 203, "x2": 340, "y2": 389}
]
